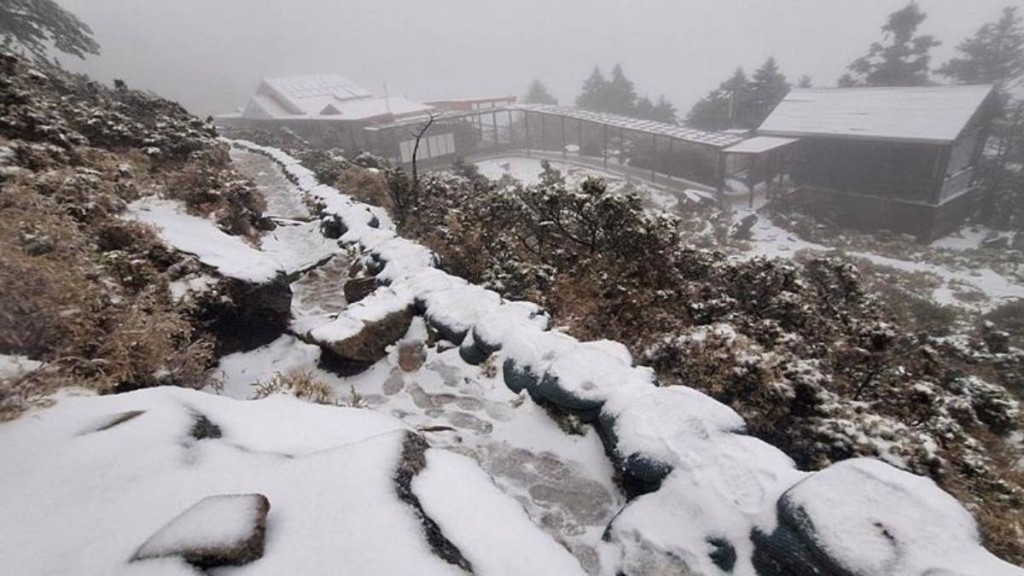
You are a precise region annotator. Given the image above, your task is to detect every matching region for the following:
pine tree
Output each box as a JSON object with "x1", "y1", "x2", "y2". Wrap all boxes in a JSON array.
[
  {"x1": 575, "y1": 66, "x2": 609, "y2": 112},
  {"x1": 635, "y1": 95, "x2": 655, "y2": 120},
  {"x1": 841, "y1": 2, "x2": 940, "y2": 87},
  {"x1": 605, "y1": 63, "x2": 638, "y2": 116},
  {"x1": 0, "y1": 0, "x2": 99, "y2": 60},
  {"x1": 938, "y1": 7, "x2": 1024, "y2": 87},
  {"x1": 524, "y1": 79, "x2": 558, "y2": 105},
  {"x1": 686, "y1": 68, "x2": 751, "y2": 131},
  {"x1": 652, "y1": 95, "x2": 678, "y2": 124},
  {"x1": 749, "y1": 57, "x2": 791, "y2": 126}
]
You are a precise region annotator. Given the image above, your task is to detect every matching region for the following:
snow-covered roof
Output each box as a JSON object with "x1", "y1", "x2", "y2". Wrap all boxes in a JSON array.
[
  {"x1": 758, "y1": 85, "x2": 995, "y2": 145},
  {"x1": 723, "y1": 136, "x2": 800, "y2": 155},
  {"x1": 241, "y1": 74, "x2": 433, "y2": 122},
  {"x1": 516, "y1": 104, "x2": 745, "y2": 148}
]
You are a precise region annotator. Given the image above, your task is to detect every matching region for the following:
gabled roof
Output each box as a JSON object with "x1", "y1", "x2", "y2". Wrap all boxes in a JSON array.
[
  {"x1": 239, "y1": 74, "x2": 434, "y2": 122},
  {"x1": 758, "y1": 85, "x2": 995, "y2": 145}
]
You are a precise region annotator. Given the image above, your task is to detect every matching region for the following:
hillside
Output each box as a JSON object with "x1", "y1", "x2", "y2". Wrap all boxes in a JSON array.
[{"x1": 1, "y1": 49, "x2": 1023, "y2": 575}]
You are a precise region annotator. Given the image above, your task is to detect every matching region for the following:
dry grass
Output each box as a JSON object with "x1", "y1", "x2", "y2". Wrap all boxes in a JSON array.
[
  {"x1": 335, "y1": 168, "x2": 394, "y2": 213},
  {"x1": 0, "y1": 158, "x2": 216, "y2": 418},
  {"x1": 251, "y1": 370, "x2": 335, "y2": 405}
]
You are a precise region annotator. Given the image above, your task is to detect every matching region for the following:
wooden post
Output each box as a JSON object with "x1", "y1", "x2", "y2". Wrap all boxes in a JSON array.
[
  {"x1": 507, "y1": 109, "x2": 514, "y2": 147},
  {"x1": 716, "y1": 152, "x2": 727, "y2": 196},
  {"x1": 541, "y1": 113, "x2": 547, "y2": 153},
  {"x1": 602, "y1": 123, "x2": 608, "y2": 168},
  {"x1": 577, "y1": 120, "x2": 583, "y2": 158},
  {"x1": 561, "y1": 115, "x2": 567, "y2": 159},
  {"x1": 748, "y1": 154, "x2": 757, "y2": 209},
  {"x1": 668, "y1": 137, "x2": 674, "y2": 180},
  {"x1": 620, "y1": 126, "x2": 626, "y2": 168},
  {"x1": 524, "y1": 112, "x2": 532, "y2": 156},
  {"x1": 651, "y1": 133, "x2": 657, "y2": 182}
]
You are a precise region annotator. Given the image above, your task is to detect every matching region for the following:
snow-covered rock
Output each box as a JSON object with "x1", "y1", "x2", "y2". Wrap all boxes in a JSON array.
[
  {"x1": 599, "y1": 385, "x2": 749, "y2": 487},
  {"x1": 308, "y1": 287, "x2": 415, "y2": 366},
  {"x1": 753, "y1": 458, "x2": 1023, "y2": 576},
  {"x1": 418, "y1": 285, "x2": 503, "y2": 344},
  {"x1": 127, "y1": 198, "x2": 283, "y2": 284},
  {"x1": 535, "y1": 341, "x2": 652, "y2": 416},
  {"x1": 134, "y1": 494, "x2": 270, "y2": 567}
]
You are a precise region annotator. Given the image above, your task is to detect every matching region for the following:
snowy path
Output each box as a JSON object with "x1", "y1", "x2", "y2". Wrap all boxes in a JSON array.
[{"x1": 218, "y1": 150, "x2": 623, "y2": 573}]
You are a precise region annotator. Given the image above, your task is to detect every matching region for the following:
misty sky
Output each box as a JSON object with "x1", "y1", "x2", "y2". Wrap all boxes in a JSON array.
[{"x1": 58, "y1": 0, "x2": 1023, "y2": 118}]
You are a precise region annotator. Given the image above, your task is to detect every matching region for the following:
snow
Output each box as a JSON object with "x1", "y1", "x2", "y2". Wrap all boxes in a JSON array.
[
  {"x1": 610, "y1": 440, "x2": 803, "y2": 576},
  {"x1": 784, "y1": 458, "x2": 1022, "y2": 575},
  {"x1": 212, "y1": 141, "x2": 1023, "y2": 576},
  {"x1": 307, "y1": 286, "x2": 413, "y2": 344},
  {"x1": 760, "y1": 85, "x2": 994, "y2": 144},
  {"x1": 214, "y1": 335, "x2": 322, "y2": 399},
  {"x1": 537, "y1": 342, "x2": 652, "y2": 411},
  {"x1": 602, "y1": 386, "x2": 748, "y2": 461},
  {"x1": 134, "y1": 494, "x2": 265, "y2": 560},
  {"x1": 516, "y1": 104, "x2": 744, "y2": 148},
  {"x1": 412, "y1": 449, "x2": 588, "y2": 576},
  {"x1": 849, "y1": 250, "x2": 1024, "y2": 312},
  {"x1": 168, "y1": 274, "x2": 218, "y2": 303},
  {"x1": 0, "y1": 388, "x2": 466, "y2": 576},
  {"x1": 239, "y1": 75, "x2": 433, "y2": 122},
  {"x1": 0, "y1": 354, "x2": 42, "y2": 381},
  {"x1": 419, "y1": 285, "x2": 503, "y2": 341},
  {"x1": 931, "y1": 225, "x2": 996, "y2": 250},
  {"x1": 126, "y1": 198, "x2": 283, "y2": 284},
  {"x1": 472, "y1": 301, "x2": 550, "y2": 349},
  {"x1": 259, "y1": 220, "x2": 339, "y2": 274},
  {"x1": 722, "y1": 136, "x2": 799, "y2": 154}
]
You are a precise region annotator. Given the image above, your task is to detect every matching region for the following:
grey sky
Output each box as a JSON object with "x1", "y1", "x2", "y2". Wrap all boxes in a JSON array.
[{"x1": 58, "y1": 0, "x2": 1023, "y2": 118}]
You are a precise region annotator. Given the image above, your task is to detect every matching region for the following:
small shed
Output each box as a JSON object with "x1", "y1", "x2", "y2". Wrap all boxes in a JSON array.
[{"x1": 758, "y1": 85, "x2": 998, "y2": 240}]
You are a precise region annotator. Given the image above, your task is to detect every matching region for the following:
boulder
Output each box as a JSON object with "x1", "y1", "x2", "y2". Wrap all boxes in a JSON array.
[
  {"x1": 309, "y1": 288, "x2": 416, "y2": 368},
  {"x1": 752, "y1": 458, "x2": 1022, "y2": 576},
  {"x1": 194, "y1": 276, "x2": 292, "y2": 356},
  {"x1": 321, "y1": 307, "x2": 414, "y2": 365},
  {"x1": 134, "y1": 494, "x2": 270, "y2": 568},
  {"x1": 343, "y1": 276, "x2": 377, "y2": 304},
  {"x1": 534, "y1": 341, "x2": 641, "y2": 416}
]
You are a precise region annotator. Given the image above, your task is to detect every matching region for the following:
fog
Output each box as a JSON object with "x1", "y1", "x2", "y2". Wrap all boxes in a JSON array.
[{"x1": 57, "y1": 0, "x2": 1021, "y2": 117}]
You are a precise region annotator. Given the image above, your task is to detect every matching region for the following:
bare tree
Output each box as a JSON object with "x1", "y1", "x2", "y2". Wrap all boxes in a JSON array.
[
  {"x1": 410, "y1": 110, "x2": 440, "y2": 195},
  {"x1": 387, "y1": 110, "x2": 441, "y2": 225}
]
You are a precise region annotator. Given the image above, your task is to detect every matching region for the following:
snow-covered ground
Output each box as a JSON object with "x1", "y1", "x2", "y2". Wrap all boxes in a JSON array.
[
  {"x1": 3, "y1": 146, "x2": 1019, "y2": 576},
  {"x1": 474, "y1": 155, "x2": 684, "y2": 213}
]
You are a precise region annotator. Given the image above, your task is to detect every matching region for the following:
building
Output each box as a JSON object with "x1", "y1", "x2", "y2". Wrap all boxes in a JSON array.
[
  {"x1": 758, "y1": 85, "x2": 998, "y2": 240},
  {"x1": 216, "y1": 74, "x2": 448, "y2": 157}
]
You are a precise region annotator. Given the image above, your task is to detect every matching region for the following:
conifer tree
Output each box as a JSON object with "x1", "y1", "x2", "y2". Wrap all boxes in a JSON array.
[
  {"x1": 0, "y1": 0, "x2": 99, "y2": 60},
  {"x1": 652, "y1": 95, "x2": 677, "y2": 124},
  {"x1": 686, "y1": 68, "x2": 751, "y2": 131},
  {"x1": 605, "y1": 63, "x2": 638, "y2": 116},
  {"x1": 524, "y1": 79, "x2": 558, "y2": 105},
  {"x1": 635, "y1": 95, "x2": 655, "y2": 120},
  {"x1": 938, "y1": 7, "x2": 1024, "y2": 87},
  {"x1": 749, "y1": 57, "x2": 791, "y2": 126},
  {"x1": 575, "y1": 66, "x2": 609, "y2": 112},
  {"x1": 840, "y1": 2, "x2": 940, "y2": 87}
]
